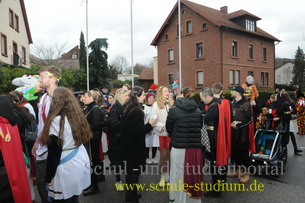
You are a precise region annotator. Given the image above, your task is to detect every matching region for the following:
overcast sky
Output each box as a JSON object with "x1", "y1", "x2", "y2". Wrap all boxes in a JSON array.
[{"x1": 24, "y1": 0, "x2": 305, "y2": 66}]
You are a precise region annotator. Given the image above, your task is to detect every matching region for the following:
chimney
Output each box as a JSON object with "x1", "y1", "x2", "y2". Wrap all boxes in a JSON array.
[{"x1": 220, "y1": 6, "x2": 228, "y2": 14}]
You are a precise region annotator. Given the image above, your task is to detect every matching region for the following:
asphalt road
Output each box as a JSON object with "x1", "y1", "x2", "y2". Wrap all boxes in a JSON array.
[{"x1": 33, "y1": 119, "x2": 305, "y2": 203}]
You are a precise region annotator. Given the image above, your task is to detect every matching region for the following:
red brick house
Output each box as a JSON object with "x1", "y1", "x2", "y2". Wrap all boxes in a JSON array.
[
  {"x1": 138, "y1": 68, "x2": 154, "y2": 91},
  {"x1": 151, "y1": 0, "x2": 280, "y2": 91}
]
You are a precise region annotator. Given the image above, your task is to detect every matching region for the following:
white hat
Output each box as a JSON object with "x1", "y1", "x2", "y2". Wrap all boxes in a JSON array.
[{"x1": 246, "y1": 75, "x2": 254, "y2": 83}]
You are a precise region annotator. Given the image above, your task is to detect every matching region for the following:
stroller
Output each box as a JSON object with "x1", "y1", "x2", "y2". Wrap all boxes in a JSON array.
[{"x1": 250, "y1": 119, "x2": 288, "y2": 175}]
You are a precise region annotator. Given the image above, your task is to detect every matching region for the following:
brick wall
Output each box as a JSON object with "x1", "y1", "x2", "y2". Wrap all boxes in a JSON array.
[{"x1": 156, "y1": 4, "x2": 275, "y2": 91}]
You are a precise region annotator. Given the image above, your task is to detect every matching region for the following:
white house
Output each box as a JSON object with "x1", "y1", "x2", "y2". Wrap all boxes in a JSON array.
[
  {"x1": 118, "y1": 74, "x2": 139, "y2": 81},
  {"x1": 275, "y1": 61, "x2": 294, "y2": 85},
  {"x1": 0, "y1": 0, "x2": 32, "y2": 68}
]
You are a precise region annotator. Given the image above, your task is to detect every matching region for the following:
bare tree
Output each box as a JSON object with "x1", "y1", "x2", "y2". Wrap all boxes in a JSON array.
[
  {"x1": 110, "y1": 55, "x2": 130, "y2": 74},
  {"x1": 32, "y1": 40, "x2": 69, "y2": 66}
]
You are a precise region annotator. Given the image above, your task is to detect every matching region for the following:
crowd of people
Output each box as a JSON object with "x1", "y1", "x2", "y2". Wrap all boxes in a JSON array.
[{"x1": 0, "y1": 66, "x2": 304, "y2": 203}]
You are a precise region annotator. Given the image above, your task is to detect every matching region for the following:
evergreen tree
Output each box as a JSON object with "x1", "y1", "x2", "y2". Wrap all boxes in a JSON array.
[
  {"x1": 292, "y1": 46, "x2": 305, "y2": 91},
  {"x1": 89, "y1": 38, "x2": 109, "y2": 88},
  {"x1": 79, "y1": 31, "x2": 87, "y2": 70}
]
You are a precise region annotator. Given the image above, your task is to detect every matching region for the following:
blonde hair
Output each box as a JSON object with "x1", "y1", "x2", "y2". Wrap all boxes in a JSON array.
[
  {"x1": 114, "y1": 88, "x2": 128, "y2": 105},
  {"x1": 156, "y1": 86, "x2": 173, "y2": 109},
  {"x1": 85, "y1": 90, "x2": 100, "y2": 102}
]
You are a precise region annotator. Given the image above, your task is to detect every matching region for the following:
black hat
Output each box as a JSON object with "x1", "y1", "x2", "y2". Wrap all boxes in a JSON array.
[
  {"x1": 101, "y1": 85, "x2": 108, "y2": 89},
  {"x1": 230, "y1": 85, "x2": 244, "y2": 95}
]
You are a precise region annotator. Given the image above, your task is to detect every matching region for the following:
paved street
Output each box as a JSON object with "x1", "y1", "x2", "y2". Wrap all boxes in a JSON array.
[{"x1": 33, "y1": 119, "x2": 305, "y2": 203}]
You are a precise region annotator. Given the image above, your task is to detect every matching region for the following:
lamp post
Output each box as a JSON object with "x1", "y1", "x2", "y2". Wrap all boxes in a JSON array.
[
  {"x1": 178, "y1": 0, "x2": 182, "y2": 89},
  {"x1": 86, "y1": 0, "x2": 89, "y2": 91},
  {"x1": 130, "y1": 0, "x2": 134, "y2": 88}
]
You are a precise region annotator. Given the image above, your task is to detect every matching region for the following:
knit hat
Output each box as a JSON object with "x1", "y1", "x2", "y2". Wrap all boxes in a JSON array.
[
  {"x1": 246, "y1": 75, "x2": 254, "y2": 83},
  {"x1": 146, "y1": 92, "x2": 155, "y2": 100},
  {"x1": 230, "y1": 85, "x2": 244, "y2": 95}
]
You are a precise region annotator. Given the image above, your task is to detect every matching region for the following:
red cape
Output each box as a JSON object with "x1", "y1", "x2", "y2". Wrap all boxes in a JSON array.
[
  {"x1": 0, "y1": 117, "x2": 31, "y2": 203},
  {"x1": 216, "y1": 99, "x2": 232, "y2": 167}
]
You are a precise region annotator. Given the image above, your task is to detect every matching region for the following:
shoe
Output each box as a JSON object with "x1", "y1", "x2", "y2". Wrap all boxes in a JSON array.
[
  {"x1": 83, "y1": 185, "x2": 91, "y2": 193},
  {"x1": 116, "y1": 181, "x2": 124, "y2": 191},
  {"x1": 83, "y1": 186, "x2": 99, "y2": 196},
  {"x1": 204, "y1": 191, "x2": 222, "y2": 198},
  {"x1": 239, "y1": 173, "x2": 250, "y2": 184},
  {"x1": 125, "y1": 192, "x2": 141, "y2": 202},
  {"x1": 152, "y1": 158, "x2": 158, "y2": 165},
  {"x1": 294, "y1": 149, "x2": 303, "y2": 154},
  {"x1": 146, "y1": 158, "x2": 152, "y2": 165},
  {"x1": 227, "y1": 169, "x2": 240, "y2": 178}
]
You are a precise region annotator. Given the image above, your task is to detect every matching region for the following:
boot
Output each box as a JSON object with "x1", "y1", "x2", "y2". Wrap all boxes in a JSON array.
[
  {"x1": 227, "y1": 169, "x2": 240, "y2": 178},
  {"x1": 83, "y1": 185, "x2": 99, "y2": 196},
  {"x1": 239, "y1": 172, "x2": 250, "y2": 184}
]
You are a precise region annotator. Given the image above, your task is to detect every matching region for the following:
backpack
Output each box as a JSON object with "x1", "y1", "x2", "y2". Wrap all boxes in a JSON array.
[{"x1": 24, "y1": 117, "x2": 38, "y2": 144}]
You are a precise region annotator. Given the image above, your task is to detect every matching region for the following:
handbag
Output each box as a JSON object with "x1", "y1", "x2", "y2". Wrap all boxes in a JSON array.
[{"x1": 201, "y1": 124, "x2": 210, "y2": 153}]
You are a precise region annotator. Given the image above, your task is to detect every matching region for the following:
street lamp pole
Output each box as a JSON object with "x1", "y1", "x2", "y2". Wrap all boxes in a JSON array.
[
  {"x1": 178, "y1": 0, "x2": 182, "y2": 89},
  {"x1": 130, "y1": 0, "x2": 134, "y2": 88},
  {"x1": 86, "y1": 0, "x2": 89, "y2": 91}
]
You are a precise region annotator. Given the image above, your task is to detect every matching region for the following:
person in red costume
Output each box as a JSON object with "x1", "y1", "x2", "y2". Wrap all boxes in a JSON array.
[
  {"x1": 200, "y1": 87, "x2": 231, "y2": 198},
  {"x1": 0, "y1": 96, "x2": 31, "y2": 203}
]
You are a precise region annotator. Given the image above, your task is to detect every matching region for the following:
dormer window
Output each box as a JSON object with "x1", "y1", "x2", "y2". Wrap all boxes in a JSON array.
[
  {"x1": 245, "y1": 19, "x2": 255, "y2": 32},
  {"x1": 72, "y1": 54, "x2": 77, "y2": 59}
]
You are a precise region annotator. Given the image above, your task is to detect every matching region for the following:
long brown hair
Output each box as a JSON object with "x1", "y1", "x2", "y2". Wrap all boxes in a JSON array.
[{"x1": 40, "y1": 87, "x2": 92, "y2": 146}]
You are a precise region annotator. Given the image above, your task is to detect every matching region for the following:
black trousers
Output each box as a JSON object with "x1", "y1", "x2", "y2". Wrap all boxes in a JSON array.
[
  {"x1": 0, "y1": 166, "x2": 14, "y2": 203},
  {"x1": 232, "y1": 149, "x2": 251, "y2": 172},
  {"x1": 125, "y1": 171, "x2": 140, "y2": 201},
  {"x1": 89, "y1": 138, "x2": 102, "y2": 188}
]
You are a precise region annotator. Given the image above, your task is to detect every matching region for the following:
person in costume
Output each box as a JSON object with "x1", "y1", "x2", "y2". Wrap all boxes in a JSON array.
[
  {"x1": 228, "y1": 85, "x2": 255, "y2": 184},
  {"x1": 108, "y1": 88, "x2": 129, "y2": 192},
  {"x1": 40, "y1": 87, "x2": 91, "y2": 202},
  {"x1": 31, "y1": 66, "x2": 61, "y2": 203},
  {"x1": 241, "y1": 75, "x2": 259, "y2": 106},
  {"x1": 82, "y1": 90, "x2": 105, "y2": 196},
  {"x1": 256, "y1": 107, "x2": 268, "y2": 130},
  {"x1": 143, "y1": 92, "x2": 159, "y2": 165},
  {"x1": 166, "y1": 87, "x2": 203, "y2": 202},
  {"x1": 0, "y1": 96, "x2": 31, "y2": 203},
  {"x1": 150, "y1": 86, "x2": 174, "y2": 186},
  {"x1": 294, "y1": 90, "x2": 305, "y2": 135},
  {"x1": 200, "y1": 86, "x2": 231, "y2": 198},
  {"x1": 120, "y1": 86, "x2": 157, "y2": 203}
]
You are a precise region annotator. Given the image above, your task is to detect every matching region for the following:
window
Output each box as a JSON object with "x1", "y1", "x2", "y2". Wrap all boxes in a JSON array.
[
  {"x1": 168, "y1": 49, "x2": 174, "y2": 63},
  {"x1": 165, "y1": 34, "x2": 168, "y2": 41},
  {"x1": 261, "y1": 72, "x2": 269, "y2": 86},
  {"x1": 245, "y1": 19, "x2": 255, "y2": 32},
  {"x1": 177, "y1": 24, "x2": 182, "y2": 36},
  {"x1": 15, "y1": 14, "x2": 19, "y2": 31},
  {"x1": 196, "y1": 42, "x2": 203, "y2": 58},
  {"x1": 249, "y1": 45, "x2": 253, "y2": 59},
  {"x1": 235, "y1": 70, "x2": 240, "y2": 85},
  {"x1": 202, "y1": 23, "x2": 207, "y2": 30},
  {"x1": 1, "y1": 34, "x2": 7, "y2": 56},
  {"x1": 248, "y1": 71, "x2": 253, "y2": 76},
  {"x1": 186, "y1": 21, "x2": 192, "y2": 34},
  {"x1": 197, "y1": 71, "x2": 203, "y2": 86},
  {"x1": 230, "y1": 70, "x2": 240, "y2": 85},
  {"x1": 263, "y1": 48, "x2": 267, "y2": 61},
  {"x1": 22, "y1": 46, "x2": 26, "y2": 65},
  {"x1": 169, "y1": 74, "x2": 174, "y2": 85},
  {"x1": 72, "y1": 54, "x2": 77, "y2": 59},
  {"x1": 232, "y1": 41, "x2": 238, "y2": 57},
  {"x1": 9, "y1": 9, "x2": 14, "y2": 27}
]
